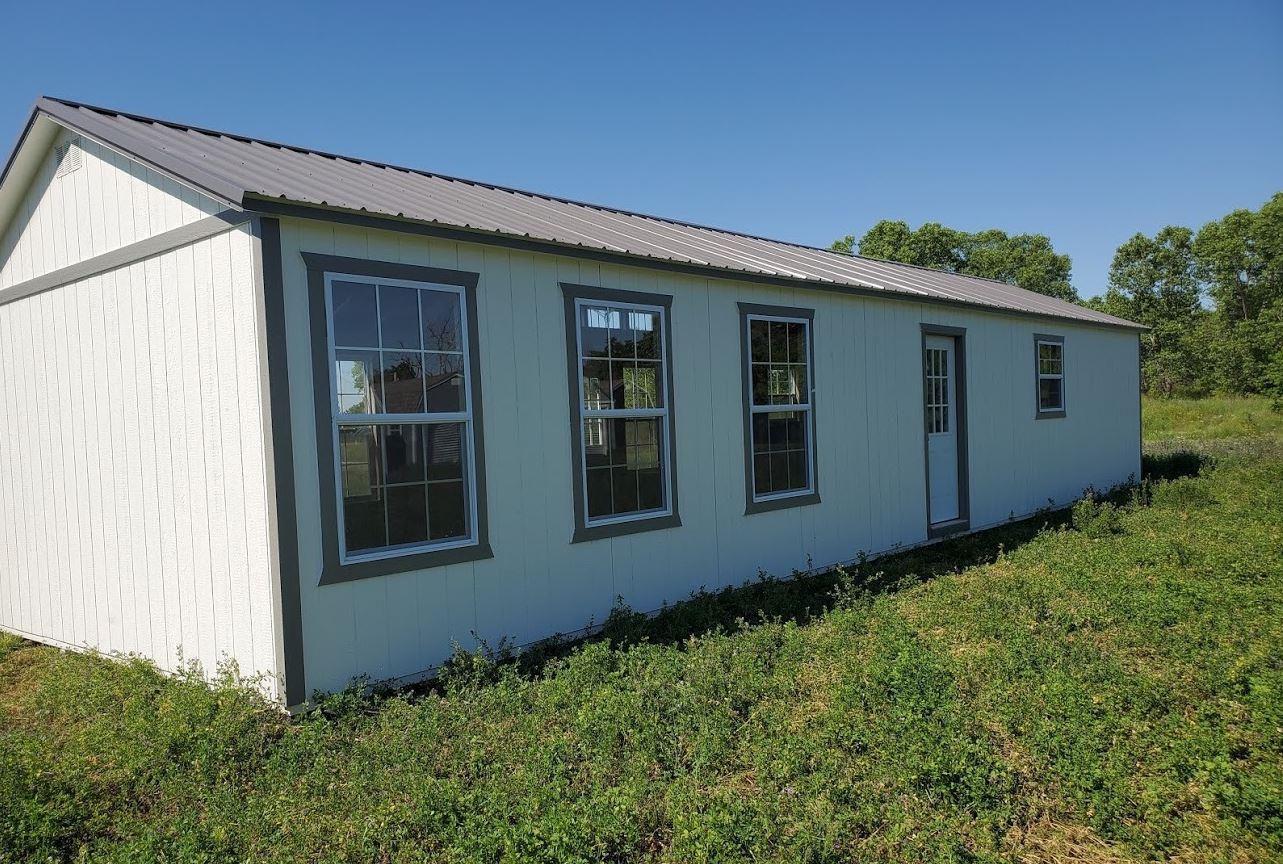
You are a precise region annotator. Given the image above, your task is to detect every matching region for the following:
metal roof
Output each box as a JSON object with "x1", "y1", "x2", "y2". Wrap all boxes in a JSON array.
[{"x1": 15, "y1": 97, "x2": 1142, "y2": 330}]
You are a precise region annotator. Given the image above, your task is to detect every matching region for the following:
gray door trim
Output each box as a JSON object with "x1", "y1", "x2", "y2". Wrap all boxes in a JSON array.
[{"x1": 921, "y1": 323, "x2": 970, "y2": 539}]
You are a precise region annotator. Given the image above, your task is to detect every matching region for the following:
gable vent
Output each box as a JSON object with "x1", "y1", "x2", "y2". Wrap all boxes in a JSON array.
[{"x1": 54, "y1": 138, "x2": 83, "y2": 178}]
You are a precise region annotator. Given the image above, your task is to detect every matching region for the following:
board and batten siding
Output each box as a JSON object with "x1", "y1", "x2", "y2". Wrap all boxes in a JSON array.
[
  {"x1": 277, "y1": 217, "x2": 1141, "y2": 695},
  {"x1": 0, "y1": 222, "x2": 281, "y2": 696},
  {"x1": 0, "y1": 125, "x2": 225, "y2": 292}
]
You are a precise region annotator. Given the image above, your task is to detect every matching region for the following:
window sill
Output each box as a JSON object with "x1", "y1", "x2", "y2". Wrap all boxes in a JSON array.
[
  {"x1": 318, "y1": 541, "x2": 494, "y2": 585},
  {"x1": 744, "y1": 490, "x2": 821, "y2": 516},
  {"x1": 1035, "y1": 409, "x2": 1067, "y2": 420},
  {"x1": 571, "y1": 513, "x2": 682, "y2": 543}
]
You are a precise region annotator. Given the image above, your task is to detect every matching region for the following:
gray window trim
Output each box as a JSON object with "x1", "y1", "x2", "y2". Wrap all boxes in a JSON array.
[
  {"x1": 739, "y1": 302, "x2": 821, "y2": 515},
  {"x1": 561, "y1": 282, "x2": 681, "y2": 543},
  {"x1": 1034, "y1": 333, "x2": 1067, "y2": 419},
  {"x1": 921, "y1": 324, "x2": 970, "y2": 539},
  {"x1": 303, "y1": 252, "x2": 492, "y2": 585}
]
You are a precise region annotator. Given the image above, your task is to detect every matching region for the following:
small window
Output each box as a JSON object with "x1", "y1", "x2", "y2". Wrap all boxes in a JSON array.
[
  {"x1": 326, "y1": 273, "x2": 478, "y2": 561},
  {"x1": 740, "y1": 304, "x2": 819, "y2": 513},
  {"x1": 925, "y1": 347, "x2": 949, "y2": 434},
  {"x1": 1035, "y1": 335, "x2": 1065, "y2": 416},
  {"x1": 564, "y1": 284, "x2": 679, "y2": 541}
]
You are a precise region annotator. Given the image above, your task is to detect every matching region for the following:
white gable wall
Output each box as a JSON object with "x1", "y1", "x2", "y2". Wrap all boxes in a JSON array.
[
  {"x1": 0, "y1": 135, "x2": 280, "y2": 696},
  {"x1": 0, "y1": 124, "x2": 226, "y2": 292},
  {"x1": 276, "y1": 217, "x2": 1141, "y2": 696}
]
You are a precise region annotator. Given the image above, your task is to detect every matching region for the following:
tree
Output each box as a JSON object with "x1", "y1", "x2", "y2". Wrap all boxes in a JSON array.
[
  {"x1": 832, "y1": 220, "x2": 1076, "y2": 301},
  {"x1": 1096, "y1": 226, "x2": 1207, "y2": 396}
]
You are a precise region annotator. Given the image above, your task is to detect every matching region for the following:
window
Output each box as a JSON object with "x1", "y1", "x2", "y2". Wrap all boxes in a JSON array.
[
  {"x1": 305, "y1": 254, "x2": 490, "y2": 584},
  {"x1": 1034, "y1": 335, "x2": 1065, "y2": 417},
  {"x1": 563, "y1": 284, "x2": 679, "y2": 541},
  {"x1": 740, "y1": 304, "x2": 819, "y2": 513},
  {"x1": 925, "y1": 346, "x2": 949, "y2": 434},
  {"x1": 325, "y1": 273, "x2": 479, "y2": 561}
]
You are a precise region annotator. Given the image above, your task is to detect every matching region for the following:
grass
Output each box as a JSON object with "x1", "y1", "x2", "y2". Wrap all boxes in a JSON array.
[
  {"x1": 2, "y1": 401, "x2": 1281, "y2": 862},
  {"x1": 1143, "y1": 394, "x2": 1283, "y2": 441}
]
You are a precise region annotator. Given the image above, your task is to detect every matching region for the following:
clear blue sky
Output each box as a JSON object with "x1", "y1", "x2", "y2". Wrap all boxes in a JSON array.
[{"x1": 2, "y1": 0, "x2": 1280, "y2": 297}]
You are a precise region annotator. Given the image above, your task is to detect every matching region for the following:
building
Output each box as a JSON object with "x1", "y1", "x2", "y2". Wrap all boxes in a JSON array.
[{"x1": 0, "y1": 98, "x2": 1143, "y2": 705}]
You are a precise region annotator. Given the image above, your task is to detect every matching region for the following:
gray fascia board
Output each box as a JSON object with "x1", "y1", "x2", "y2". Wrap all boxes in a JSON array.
[
  {"x1": 34, "y1": 98, "x2": 246, "y2": 209},
  {"x1": 247, "y1": 198, "x2": 1149, "y2": 334}
]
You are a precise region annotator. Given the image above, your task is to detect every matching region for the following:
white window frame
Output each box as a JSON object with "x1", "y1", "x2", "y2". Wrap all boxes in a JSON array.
[
  {"x1": 1036, "y1": 337, "x2": 1066, "y2": 414},
  {"x1": 573, "y1": 296, "x2": 673, "y2": 528},
  {"x1": 746, "y1": 312, "x2": 815, "y2": 503},
  {"x1": 323, "y1": 271, "x2": 480, "y2": 565}
]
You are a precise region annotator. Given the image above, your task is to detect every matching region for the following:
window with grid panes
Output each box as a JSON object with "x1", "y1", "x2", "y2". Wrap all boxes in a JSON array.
[
  {"x1": 1036, "y1": 339, "x2": 1065, "y2": 413},
  {"x1": 746, "y1": 315, "x2": 813, "y2": 499},
  {"x1": 574, "y1": 300, "x2": 671, "y2": 523},
  {"x1": 327, "y1": 275, "x2": 477, "y2": 560}
]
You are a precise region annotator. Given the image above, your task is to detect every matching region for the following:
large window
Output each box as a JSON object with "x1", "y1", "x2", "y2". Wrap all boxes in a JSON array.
[
  {"x1": 740, "y1": 303, "x2": 819, "y2": 513},
  {"x1": 563, "y1": 284, "x2": 679, "y2": 541},
  {"x1": 1034, "y1": 335, "x2": 1066, "y2": 417},
  {"x1": 325, "y1": 273, "x2": 478, "y2": 562}
]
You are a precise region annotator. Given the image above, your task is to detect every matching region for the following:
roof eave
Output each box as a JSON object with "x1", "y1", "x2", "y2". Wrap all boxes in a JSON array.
[
  {"x1": 244, "y1": 194, "x2": 1149, "y2": 333},
  {"x1": 32, "y1": 97, "x2": 246, "y2": 210}
]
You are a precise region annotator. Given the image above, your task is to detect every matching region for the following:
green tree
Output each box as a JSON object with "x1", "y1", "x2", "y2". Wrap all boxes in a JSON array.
[
  {"x1": 1095, "y1": 226, "x2": 1206, "y2": 396},
  {"x1": 833, "y1": 220, "x2": 1075, "y2": 301}
]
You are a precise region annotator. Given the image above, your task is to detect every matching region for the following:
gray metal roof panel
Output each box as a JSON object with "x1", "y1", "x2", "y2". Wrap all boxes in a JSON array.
[{"x1": 18, "y1": 97, "x2": 1142, "y2": 330}]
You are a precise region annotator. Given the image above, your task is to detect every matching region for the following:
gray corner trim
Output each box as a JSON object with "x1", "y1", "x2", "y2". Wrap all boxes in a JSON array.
[
  {"x1": 0, "y1": 209, "x2": 250, "y2": 307},
  {"x1": 245, "y1": 198, "x2": 1149, "y2": 334},
  {"x1": 1137, "y1": 333, "x2": 1144, "y2": 473},
  {"x1": 739, "y1": 302, "x2": 821, "y2": 516},
  {"x1": 255, "y1": 216, "x2": 307, "y2": 707},
  {"x1": 302, "y1": 252, "x2": 493, "y2": 585},
  {"x1": 921, "y1": 323, "x2": 970, "y2": 535},
  {"x1": 1033, "y1": 332, "x2": 1067, "y2": 420},
  {"x1": 561, "y1": 282, "x2": 682, "y2": 543},
  {"x1": 35, "y1": 98, "x2": 246, "y2": 208}
]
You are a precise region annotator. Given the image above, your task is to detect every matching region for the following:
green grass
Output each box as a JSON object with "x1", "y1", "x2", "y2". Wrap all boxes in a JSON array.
[
  {"x1": 2, "y1": 413, "x2": 1282, "y2": 862},
  {"x1": 1143, "y1": 394, "x2": 1283, "y2": 441}
]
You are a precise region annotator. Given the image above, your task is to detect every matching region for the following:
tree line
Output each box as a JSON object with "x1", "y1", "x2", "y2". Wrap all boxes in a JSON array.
[{"x1": 831, "y1": 192, "x2": 1283, "y2": 403}]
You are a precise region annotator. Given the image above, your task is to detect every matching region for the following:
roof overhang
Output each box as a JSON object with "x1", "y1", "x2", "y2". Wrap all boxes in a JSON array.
[{"x1": 247, "y1": 194, "x2": 1150, "y2": 333}]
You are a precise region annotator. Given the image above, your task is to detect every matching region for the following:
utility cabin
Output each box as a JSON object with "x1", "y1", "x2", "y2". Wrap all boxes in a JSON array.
[{"x1": 0, "y1": 98, "x2": 1144, "y2": 706}]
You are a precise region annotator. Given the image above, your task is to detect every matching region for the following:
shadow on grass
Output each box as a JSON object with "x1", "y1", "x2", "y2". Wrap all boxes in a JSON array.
[
  {"x1": 397, "y1": 507, "x2": 1074, "y2": 695},
  {"x1": 389, "y1": 449, "x2": 1209, "y2": 697},
  {"x1": 1142, "y1": 449, "x2": 1207, "y2": 483}
]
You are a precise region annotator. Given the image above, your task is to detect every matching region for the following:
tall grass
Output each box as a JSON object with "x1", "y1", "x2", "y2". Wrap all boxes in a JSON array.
[
  {"x1": 1, "y1": 416, "x2": 1280, "y2": 861},
  {"x1": 1143, "y1": 394, "x2": 1283, "y2": 441}
]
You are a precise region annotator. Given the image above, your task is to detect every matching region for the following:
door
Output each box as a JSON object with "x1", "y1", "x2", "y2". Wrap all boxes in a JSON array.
[{"x1": 924, "y1": 334, "x2": 960, "y2": 525}]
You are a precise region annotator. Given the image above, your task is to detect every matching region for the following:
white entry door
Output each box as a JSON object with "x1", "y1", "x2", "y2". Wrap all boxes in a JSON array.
[{"x1": 924, "y1": 335, "x2": 959, "y2": 525}]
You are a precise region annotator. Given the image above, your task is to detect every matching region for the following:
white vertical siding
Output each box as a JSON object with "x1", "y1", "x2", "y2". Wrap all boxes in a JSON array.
[
  {"x1": 279, "y1": 219, "x2": 1141, "y2": 695},
  {"x1": 0, "y1": 126, "x2": 224, "y2": 291},
  {"x1": 0, "y1": 223, "x2": 280, "y2": 694}
]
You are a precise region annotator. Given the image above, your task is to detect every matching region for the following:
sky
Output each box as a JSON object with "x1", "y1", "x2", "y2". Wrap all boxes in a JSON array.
[{"x1": 1, "y1": 0, "x2": 1280, "y2": 297}]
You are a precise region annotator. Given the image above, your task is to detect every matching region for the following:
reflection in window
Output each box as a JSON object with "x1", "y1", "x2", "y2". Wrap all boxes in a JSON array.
[
  {"x1": 328, "y1": 275, "x2": 475, "y2": 559},
  {"x1": 575, "y1": 300, "x2": 670, "y2": 523}
]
